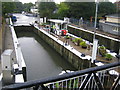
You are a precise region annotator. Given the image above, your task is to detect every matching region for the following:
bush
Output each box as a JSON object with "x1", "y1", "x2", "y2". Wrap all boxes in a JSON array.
[
  {"x1": 40, "y1": 23, "x2": 46, "y2": 26},
  {"x1": 80, "y1": 41, "x2": 87, "y2": 48},
  {"x1": 98, "y1": 46, "x2": 107, "y2": 57},
  {"x1": 65, "y1": 35, "x2": 71, "y2": 39},
  {"x1": 74, "y1": 38, "x2": 83, "y2": 46},
  {"x1": 72, "y1": 39, "x2": 76, "y2": 43},
  {"x1": 74, "y1": 38, "x2": 83, "y2": 42},
  {"x1": 105, "y1": 54, "x2": 113, "y2": 60}
]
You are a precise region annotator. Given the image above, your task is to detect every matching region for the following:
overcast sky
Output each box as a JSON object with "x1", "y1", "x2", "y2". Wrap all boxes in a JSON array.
[
  {"x1": 19, "y1": 0, "x2": 65, "y2": 4},
  {"x1": 19, "y1": 0, "x2": 117, "y2": 4}
]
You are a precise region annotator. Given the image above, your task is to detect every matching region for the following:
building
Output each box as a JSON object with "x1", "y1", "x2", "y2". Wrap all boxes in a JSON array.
[
  {"x1": 99, "y1": 14, "x2": 120, "y2": 36},
  {"x1": 115, "y1": 1, "x2": 120, "y2": 10}
]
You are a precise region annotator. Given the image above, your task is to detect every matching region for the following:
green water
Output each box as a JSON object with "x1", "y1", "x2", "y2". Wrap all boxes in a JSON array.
[{"x1": 17, "y1": 31, "x2": 76, "y2": 81}]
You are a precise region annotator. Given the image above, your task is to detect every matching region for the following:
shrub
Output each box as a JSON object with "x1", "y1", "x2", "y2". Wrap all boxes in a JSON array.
[
  {"x1": 74, "y1": 38, "x2": 83, "y2": 42},
  {"x1": 65, "y1": 35, "x2": 71, "y2": 39},
  {"x1": 74, "y1": 38, "x2": 83, "y2": 46},
  {"x1": 105, "y1": 54, "x2": 113, "y2": 60},
  {"x1": 72, "y1": 39, "x2": 76, "y2": 43},
  {"x1": 80, "y1": 41, "x2": 87, "y2": 48},
  {"x1": 40, "y1": 23, "x2": 46, "y2": 26},
  {"x1": 98, "y1": 46, "x2": 107, "y2": 57}
]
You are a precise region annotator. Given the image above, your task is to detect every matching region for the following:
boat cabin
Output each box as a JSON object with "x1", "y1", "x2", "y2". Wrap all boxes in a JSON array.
[{"x1": 48, "y1": 19, "x2": 68, "y2": 35}]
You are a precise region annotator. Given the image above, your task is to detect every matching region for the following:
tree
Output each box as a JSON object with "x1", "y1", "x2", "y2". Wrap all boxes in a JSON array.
[
  {"x1": 56, "y1": 1, "x2": 116, "y2": 20},
  {"x1": 23, "y1": 3, "x2": 34, "y2": 12},
  {"x1": 38, "y1": 2, "x2": 56, "y2": 18},
  {"x1": 14, "y1": 2, "x2": 24, "y2": 13},
  {"x1": 98, "y1": 2, "x2": 116, "y2": 17},
  {"x1": 57, "y1": 2, "x2": 69, "y2": 18},
  {"x1": 2, "y1": 2, "x2": 16, "y2": 15},
  {"x1": 57, "y1": 2, "x2": 95, "y2": 20}
]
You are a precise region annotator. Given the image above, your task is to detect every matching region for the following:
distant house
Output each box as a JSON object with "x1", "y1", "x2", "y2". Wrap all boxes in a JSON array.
[
  {"x1": 115, "y1": 1, "x2": 120, "y2": 10},
  {"x1": 99, "y1": 14, "x2": 120, "y2": 36}
]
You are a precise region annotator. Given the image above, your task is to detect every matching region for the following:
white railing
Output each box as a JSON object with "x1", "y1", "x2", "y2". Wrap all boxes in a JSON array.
[
  {"x1": 46, "y1": 68, "x2": 119, "y2": 89},
  {"x1": 9, "y1": 18, "x2": 26, "y2": 82}
]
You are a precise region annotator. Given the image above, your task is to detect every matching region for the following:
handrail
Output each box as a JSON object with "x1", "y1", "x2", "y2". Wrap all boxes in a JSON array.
[
  {"x1": 68, "y1": 24, "x2": 120, "y2": 42},
  {"x1": 2, "y1": 62, "x2": 120, "y2": 90},
  {"x1": 10, "y1": 18, "x2": 26, "y2": 70}
]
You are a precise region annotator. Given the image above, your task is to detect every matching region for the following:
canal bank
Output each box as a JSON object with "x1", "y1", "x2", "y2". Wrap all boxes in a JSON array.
[
  {"x1": 0, "y1": 18, "x2": 26, "y2": 87},
  {"x1": 14, "y1": 27, "x2": 76, "y2": 81},
  {"x1": 14, "y1": 24, "x2": 120, "y2": 72},
  {"x1": 22, "y1": 25, "x2": 119, "y2": 89},
  {"x1": 68, "y1": 25, "x2": 120, "y2": 54},
  {"x1": 32, "y1": 26, "x2": 96, "y2": 69},
  {"x1": 14, "y1": 25, "x2": 95, "y2": 70}
]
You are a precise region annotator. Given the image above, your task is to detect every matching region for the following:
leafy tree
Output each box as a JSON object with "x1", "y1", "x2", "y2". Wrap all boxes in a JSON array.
[
  {"x1": 2, "y1": 2, "x2": 16, "y2": 15},
  {"x1": 14, "y1": 2, "x2": 24, "y2": 13},
  {"x1": 23, "y1": 3, "x2": 34, "y2": 12},
  {"x1": 98, "y1": 2, "x2": 116, "y2": 17},
  {"x1": 57, "y1": 2, "x2": 69, "y2": 18},
  {"x1": 38, "y1": 2, "x2": 56, "y2": 18},
  {"x1": 57, "y1": 2, "x2": 95, "y2": 20},
  {"x1": 56, "y1": 1, "x2": 116, "y2": 20}
]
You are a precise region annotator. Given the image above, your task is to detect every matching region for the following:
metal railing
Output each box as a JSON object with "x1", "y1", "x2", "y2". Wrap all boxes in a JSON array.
[{"x1": 2, "y1": 62, "x2": 120, "y2": 90}]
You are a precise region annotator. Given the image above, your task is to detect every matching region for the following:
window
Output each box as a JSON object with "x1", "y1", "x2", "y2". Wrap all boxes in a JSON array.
[{"x1": 112, "y1": 27, "x2": 119, "y2": 32}]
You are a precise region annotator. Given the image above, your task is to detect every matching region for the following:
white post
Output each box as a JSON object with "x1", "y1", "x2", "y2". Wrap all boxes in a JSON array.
[
  {"x1": 40, "y1": 18, "x2": 44, "y2": 24},
  {"x1": 91, "y1": 0, "x2": 99, "y2": 64},
  {"x1": 17, "y1": 45, "x2": 22, "y2": 71},
  {"x1": 91, "y1": 39, "x2": 98, "y2": 63},
  {"x1": 38, "y1": 14, "x2": 40, "y2": 24},
  {"x1": 93, "y1": 0, "x2": 99, "y2": 39},
  {"x1": 44, "y1": 17, "x2": 46, "y2": 23}
]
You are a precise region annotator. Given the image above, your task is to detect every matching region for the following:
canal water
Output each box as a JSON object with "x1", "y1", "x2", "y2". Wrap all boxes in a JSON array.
[{"x1": 17, "y1": 31, "x2": 76, "y2": 81}]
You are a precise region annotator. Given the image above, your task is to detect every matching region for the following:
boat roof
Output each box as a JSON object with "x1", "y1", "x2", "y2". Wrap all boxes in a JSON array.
[{"x1": 106, "y1": 14, "x2": 120, "y2": 18}]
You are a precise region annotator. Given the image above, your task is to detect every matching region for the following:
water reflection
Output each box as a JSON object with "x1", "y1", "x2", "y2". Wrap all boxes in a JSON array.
[{"x1": 17, "y1": 32, "x2": 76, "y2": 81}]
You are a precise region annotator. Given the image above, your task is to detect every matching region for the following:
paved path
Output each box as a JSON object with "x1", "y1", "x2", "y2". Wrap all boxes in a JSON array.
[
  {"x1": 0, "y1": 20, "x2": 15, "y2": 88},
  {"x1": 4, "y1": 25, "x2": 14, "y2": 50},
  {"x1": 0, "y1": 20, "x2": 14, "y2": 73}
]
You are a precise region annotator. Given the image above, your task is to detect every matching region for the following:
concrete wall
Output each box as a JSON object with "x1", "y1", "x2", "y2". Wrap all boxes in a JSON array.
[
  {"x1": 0, "y1": 27, "x2": 2, "y2": 57},
  {"x1": 106, "y1": 17, "x2": 120, "y2": 24},
  {"x1": 99, "y1": 22, "x2": 120, "y2": 35},
  {"x1": 0, "y1": 22, "x2": 6, "y2": 59},
  {"x1": 68, "y1": 25, "x2": 120, "y2": 54},
  {"x1": 14, "y1": 26, "x2": 34, "y2": 33},
  {"x1": 32, "y1": 26, "x2": 95, "y2": 69},
  {"x1": 9, "y1": 22, "x2": 27, "y2": 82}
]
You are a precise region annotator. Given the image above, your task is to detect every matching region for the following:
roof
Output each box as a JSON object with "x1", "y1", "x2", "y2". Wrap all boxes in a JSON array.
[
  {"x1": 48, "y1": 19, "x2": 67, "y2": 24},
  {"x1": 106, "y1": 14, "x2": 120, "y2": 18}
]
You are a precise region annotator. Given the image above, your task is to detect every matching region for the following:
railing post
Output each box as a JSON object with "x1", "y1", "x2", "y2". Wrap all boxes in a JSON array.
[
  {"x1": 33, "y1": 84, "x2": 48, "y2": 90},
  {"x1": 93, "y1": 73, "x2": 104, "y2": 90},
  {"x1": 41, "y1": 84, "x2": 49, "y2": 90},
  {"x1": 79, "y1": 73, "x2": 92, "y2": 89},
  {"x1": 33, "y1": 85, "x2": 39, "y2": 90},
  {"x1": 110, "y1": 74, "x2": 120, "y2": 90}
]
